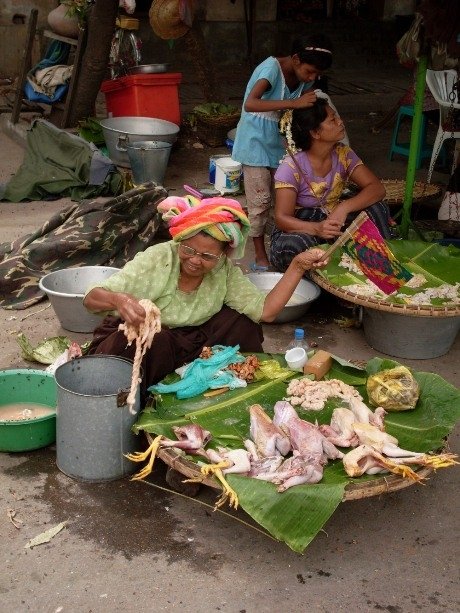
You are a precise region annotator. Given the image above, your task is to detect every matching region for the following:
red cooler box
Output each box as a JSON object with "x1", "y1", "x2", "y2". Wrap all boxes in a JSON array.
[{"x1": 101, "y1": 73, "x2": 182, "y2": 125}]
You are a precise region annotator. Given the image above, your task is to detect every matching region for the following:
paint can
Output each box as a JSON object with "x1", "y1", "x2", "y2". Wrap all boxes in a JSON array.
[{"x1": 214, "y1": 157, "x2": 242, "y2": 194}]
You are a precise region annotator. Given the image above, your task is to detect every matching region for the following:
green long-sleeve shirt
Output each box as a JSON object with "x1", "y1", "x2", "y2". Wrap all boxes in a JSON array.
[{"x1": 85, "y1": 241, "x2": 266, "y2": 327}]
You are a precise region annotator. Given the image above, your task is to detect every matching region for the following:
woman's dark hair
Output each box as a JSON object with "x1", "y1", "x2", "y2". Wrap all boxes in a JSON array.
[
  {"x1": 290, "y1": 98, "x2": 329, "y2": 150},
  {"x1": 291, "y1": 34, "x2": 333, "y2": 71}
]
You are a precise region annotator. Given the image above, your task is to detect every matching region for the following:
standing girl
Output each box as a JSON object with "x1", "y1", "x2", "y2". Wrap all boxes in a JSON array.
[{"x1": 232, "y1": 34, "x2": 333, "y2": 270}]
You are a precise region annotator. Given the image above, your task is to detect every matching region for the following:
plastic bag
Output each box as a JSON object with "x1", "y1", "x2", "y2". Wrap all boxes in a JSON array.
[
  {"x1": 149, "y1": 345, "x2": 245, "y2": 399},
  {"x1": 366, "y1": 366, "x2": 420, "y2": 411},
  {"x1": 396, "y1": 13, "x2": 423, "y2": 68}
]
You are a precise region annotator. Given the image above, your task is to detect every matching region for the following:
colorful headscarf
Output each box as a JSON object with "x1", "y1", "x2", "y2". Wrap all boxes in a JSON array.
[{"x1": 158, "y1": 195, "x2": 250, "y2": 259}]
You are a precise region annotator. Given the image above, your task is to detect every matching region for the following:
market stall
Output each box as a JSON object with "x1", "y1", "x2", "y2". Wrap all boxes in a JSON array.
[
  {"x1": 310, "y1": 240, "x2": 460, "y2": 359},
  {"x1": 130, "y1": 352, "x2": 460, "y2": 553}
]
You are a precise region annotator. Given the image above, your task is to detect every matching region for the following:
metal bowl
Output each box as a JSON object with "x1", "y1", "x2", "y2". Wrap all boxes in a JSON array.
[
  {"x1": 39, "y1": 266, "x2": 120, "y2": 333},
  {"x1": 0, "y1": 369, "x2": 57, "y2": 452},
  {"x1": 127, "y1": 63, "x2": 170, "y2": 75},
  {"x1": 99, "y1": 116, "x2": 180, "y2": 167},
  {"x1": 246, "y1": 272, "x2": 321, "y2": 323}
]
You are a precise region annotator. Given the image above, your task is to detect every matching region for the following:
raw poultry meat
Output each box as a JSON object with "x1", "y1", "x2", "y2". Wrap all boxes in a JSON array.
[
  {"x1": 286, "y1": 377, "x2": 358, "y2": 411},
  {"x1": 319, "y1": 407, "x2": 359, "y2": 448},
  {"x1": 160, "y1": 424, "x2": 212, "y2": 456},
  {"x1": 249, "y1": 404, "x2": 291, "y2": 457},
  {"x1": 352, "y1": 422, "x2": 398, "y2": 451},
  {"x1": 206, "y1": 448, "x2": 252, "y2": 474},
  {"x1": 125, "y1": 423, "x2": 212, "y2": 481},
  {"x1": 273, "y1": 401, "x2": 344, "y2": 461},
  {"x1": 252, "y1": 401, "x2": 345, "y2": 491},
  {"x1": 346, "y1": 395, "x2": 386, "y2": 430},
  {"x1": 343, "y1": 444, "x2": 457, "y2": 480},
  {"x1": 246, "y1": 455, "x2": 284, "y2": 479},
  {"x1": 285, "y1": 378, "x2": 386, "y2": 432},
  {"x1": 269, "y1": 452, "x2": 324, "y2": 491}
]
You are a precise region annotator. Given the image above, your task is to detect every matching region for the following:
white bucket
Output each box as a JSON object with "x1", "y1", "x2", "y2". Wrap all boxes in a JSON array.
[{"x1": 214, "y1": 157, "x2": 242, "y2": 194}]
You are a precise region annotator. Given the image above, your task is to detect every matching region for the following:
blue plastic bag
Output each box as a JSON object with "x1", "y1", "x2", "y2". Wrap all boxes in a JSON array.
[{"x1": 149, "y1": 345, "x2": 246, "y2": 399}]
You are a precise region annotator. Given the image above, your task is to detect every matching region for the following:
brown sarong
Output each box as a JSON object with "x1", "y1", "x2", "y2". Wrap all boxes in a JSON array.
[{"x1": 88, "y1": 306, "x2": 264, "y2": 399}]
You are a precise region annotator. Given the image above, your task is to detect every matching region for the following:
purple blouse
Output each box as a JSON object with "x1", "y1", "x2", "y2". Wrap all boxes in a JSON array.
[{"x1": 274, "y1": 144, "x2": 363, "y2": 211}]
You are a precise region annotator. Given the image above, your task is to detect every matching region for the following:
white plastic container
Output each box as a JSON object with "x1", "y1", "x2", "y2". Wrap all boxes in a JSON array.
[
  {"x1": 209, "y1": 154, "x2": 229, "y2": 184},
  {"x1": 285, "y1": 347, "x2": 307, "y2": 371},
  {"x1": 214, "y1": 157, "x2": 242, "y2": 193}
]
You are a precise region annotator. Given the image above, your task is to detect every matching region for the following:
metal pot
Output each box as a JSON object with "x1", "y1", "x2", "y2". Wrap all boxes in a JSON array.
[
  {"x1": 362, "y1": 307, "x2": 460, "y2": 359},
  {"x1": 100, "y1": 116, "x2": 180, "y2": 167},
  {"x1": 127, "y1": 63, "x2": 170, "y2": 74}
]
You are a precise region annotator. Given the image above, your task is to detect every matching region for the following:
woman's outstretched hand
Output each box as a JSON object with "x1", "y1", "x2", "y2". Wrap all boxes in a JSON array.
[
  {"x1": 292, "y1": 247, "x2": 329, "y2": 273},
  {"x1": 260, "y1": 248, "x2": 329, "y2": 322}
]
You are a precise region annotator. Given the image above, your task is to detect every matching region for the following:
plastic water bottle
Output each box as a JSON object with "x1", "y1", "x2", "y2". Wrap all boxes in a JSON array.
[{"x1": 286, "y1": 328, "x2": 310, "y2": 353}]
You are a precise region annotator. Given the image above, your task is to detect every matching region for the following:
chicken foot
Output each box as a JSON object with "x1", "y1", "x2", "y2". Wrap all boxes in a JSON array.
[
  {"x1": 186, "y1": 460, "x2": 240, "y2": 510},
  {"x1": 125, "y1": 434, "x2": 163, "y2": 481}
]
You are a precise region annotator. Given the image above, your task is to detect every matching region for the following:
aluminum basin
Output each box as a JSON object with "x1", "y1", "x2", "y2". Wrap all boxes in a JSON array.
[
  {"x1": 39, "y1": 266, "x2": 120, "y2": 333},
  {"x1": 246, "y1": 272, "x2": 321, "y2": 323},
  {"x1": 100, "y1": 116, "x2": 179, "y2": 167}
]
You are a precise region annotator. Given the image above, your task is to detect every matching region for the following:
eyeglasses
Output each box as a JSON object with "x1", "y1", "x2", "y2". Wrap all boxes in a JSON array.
[{"x1": 180, "y1": 243, "x2": 223, "y2": 262}]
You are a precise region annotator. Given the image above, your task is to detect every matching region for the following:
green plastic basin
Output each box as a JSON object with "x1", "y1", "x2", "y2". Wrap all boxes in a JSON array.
[{"x1": 0, "y1": 369, "x2": 57, "y2": 452}]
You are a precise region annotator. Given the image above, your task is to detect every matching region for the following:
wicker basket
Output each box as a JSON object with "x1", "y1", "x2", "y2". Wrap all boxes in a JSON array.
[
  {"x1": 382, "y1": 179, "x2": 442, "y2": 206},
  {"x1": 311, "y1": 271, "x2": 460, "y2": 317},
  {"x1": 196, "y1": 111, "x2": 240, "y2": 147},
  {"x1": 415, "y1": 219, "x2": 460, "y2": 239},
  {"x1": 150, "y1": 435, "x2": 434, "y2": 501}
]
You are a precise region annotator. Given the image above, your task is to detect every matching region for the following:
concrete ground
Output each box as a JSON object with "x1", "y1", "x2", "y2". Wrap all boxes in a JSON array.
[{"x1": 0, "y1": 52, "x2": 459, "y2": 613}]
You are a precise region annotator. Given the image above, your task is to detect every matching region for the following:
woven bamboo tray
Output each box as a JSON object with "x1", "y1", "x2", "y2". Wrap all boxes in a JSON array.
[
  {"x1": 415, "y1": 219, "x2": 460, "y2": 239},
  {"x1": 196, "y1": 112, "x2": 240, "y2": 147},
  {"x1": 381, "y1": 179, "x2": 442, "y2": 206},
  {"x1": 148, "y1": 435, "x2": 433, "y2": 502},
  {"x1": 310, "y1": 271, "x2": 460, "y2": 317}
]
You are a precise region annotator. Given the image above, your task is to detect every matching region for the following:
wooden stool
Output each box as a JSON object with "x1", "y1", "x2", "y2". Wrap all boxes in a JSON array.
[{"x1": 388, "y1": 105, "x2": 432, "y2": 169}]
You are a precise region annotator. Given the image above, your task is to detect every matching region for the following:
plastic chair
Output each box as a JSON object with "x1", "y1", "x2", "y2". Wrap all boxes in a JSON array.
[
  {"x1": 425, "y1": 69, "x2": 460, "y2": 183},
  {"x1": 388, "y1": 104, "x2": 432, "y2": 168}
]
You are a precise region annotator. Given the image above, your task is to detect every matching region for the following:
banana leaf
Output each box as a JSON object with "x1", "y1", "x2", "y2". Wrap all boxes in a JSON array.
[
  {"x1": 134, "y1": 354, "x2": 460, "y2": 553},
  {"x1": 316, "y1": 240, "x2": 460, "y2": 306}
]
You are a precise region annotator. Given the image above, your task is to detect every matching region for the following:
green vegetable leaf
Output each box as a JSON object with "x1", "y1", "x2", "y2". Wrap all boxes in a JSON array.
[{"x1": 17, "y1": 333, "x2": 70, "y2": 365}]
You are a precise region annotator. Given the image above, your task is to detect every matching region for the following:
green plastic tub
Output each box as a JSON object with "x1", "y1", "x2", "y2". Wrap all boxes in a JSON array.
[{"x1": 0, "y1": 369, "x2": 57, "y2": 452}]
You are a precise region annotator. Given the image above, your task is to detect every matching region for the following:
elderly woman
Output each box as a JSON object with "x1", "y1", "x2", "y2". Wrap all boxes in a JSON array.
[
  {"x1": 84, "y1": 195, "x2": 328, "y2": 394},
  {"x1": 270, "y1": 99, "x2": 391, "y2": 272}
]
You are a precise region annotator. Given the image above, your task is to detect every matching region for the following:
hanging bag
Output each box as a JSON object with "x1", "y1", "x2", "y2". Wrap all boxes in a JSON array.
[{"x1": 396, "y1": 13, "x2": 424, "y2": 67}]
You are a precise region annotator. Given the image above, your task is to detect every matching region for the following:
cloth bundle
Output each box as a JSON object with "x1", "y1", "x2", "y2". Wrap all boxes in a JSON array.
[
  {"x1": 0, "y1": 182, "x2": 167, "y2": 309},
  {"x1": 158, "y1": 195, "x2": 250, "y2": 259}
]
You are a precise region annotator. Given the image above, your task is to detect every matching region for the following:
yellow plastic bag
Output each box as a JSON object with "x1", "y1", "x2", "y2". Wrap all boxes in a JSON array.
[{"x1": 366, "y1": 366, "x2": 420, "y2": 411}]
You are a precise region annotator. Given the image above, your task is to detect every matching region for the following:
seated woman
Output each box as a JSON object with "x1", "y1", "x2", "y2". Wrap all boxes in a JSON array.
[
  {"x1": 270, "y1": 99, "x2": 391, "y2": 272},
  {"x1": 84, "y1": 196, "x2": 328, "y2": 398}
]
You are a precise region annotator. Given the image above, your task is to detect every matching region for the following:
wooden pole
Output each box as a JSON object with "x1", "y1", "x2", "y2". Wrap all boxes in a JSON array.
[
  {"x1": 400, "y1": 54, "x2": 428, "y2": 239},
  {"x1": 11, "y1": 9, "x2": 38, "y2": 124}
]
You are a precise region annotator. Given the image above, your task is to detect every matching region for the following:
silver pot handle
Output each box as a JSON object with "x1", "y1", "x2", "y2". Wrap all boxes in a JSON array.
[{"x1": 116, "y1": 134, "x2": 129, "y2": 152}]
